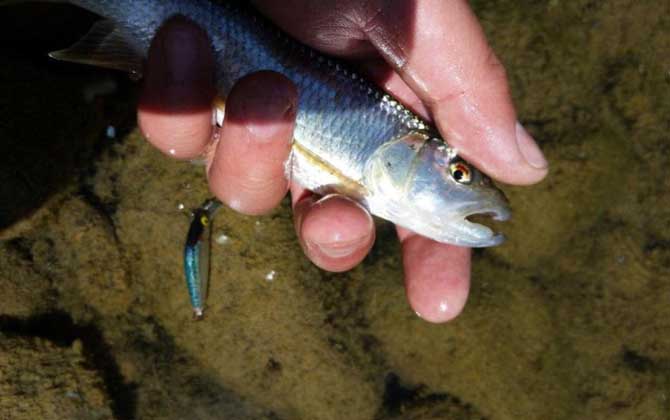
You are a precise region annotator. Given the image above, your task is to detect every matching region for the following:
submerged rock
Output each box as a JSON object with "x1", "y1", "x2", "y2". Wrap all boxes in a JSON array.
[{"x1": 0, "y1": 334, "x2": 113, "y2": 420}]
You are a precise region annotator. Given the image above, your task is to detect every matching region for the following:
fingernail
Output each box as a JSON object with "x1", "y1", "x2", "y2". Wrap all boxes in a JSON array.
[
  {"x1": 516, "y1": 122, "x2": 548, "y2": 169},
  {"x1": 314, "y1": 194, "x2": 374, "y2": 226},
  {"x1": 243, "y1": 85, "x2": 296, "y2": 141},
  {"x1": 161, "y1": 18, "x2": 210, "y2": 86},
  {"x1": 308, "y1": 234, "x2": 372, "y2": 259},
  {"x1": 305, "y1": 195, "x2": 374, "y2": 259}
]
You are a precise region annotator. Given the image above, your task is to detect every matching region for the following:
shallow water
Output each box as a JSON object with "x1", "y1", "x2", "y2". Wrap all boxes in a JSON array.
[{"x1": 1, "y1": 1, "x2": 669, "y2": 419}]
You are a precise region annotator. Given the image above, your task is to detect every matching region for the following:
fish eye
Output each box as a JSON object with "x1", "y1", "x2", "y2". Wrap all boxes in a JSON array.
[
  {"x1": 449, "y1": 162, "x2": 472, "y2": 184},
  {"x1": 200, "y1": 215, "x2": 209, "y2": 227}
]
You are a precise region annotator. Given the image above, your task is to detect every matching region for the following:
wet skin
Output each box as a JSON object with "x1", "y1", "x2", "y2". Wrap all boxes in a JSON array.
[{"x1": 137, "y1": 0, "x2": 548, "y2": 323}]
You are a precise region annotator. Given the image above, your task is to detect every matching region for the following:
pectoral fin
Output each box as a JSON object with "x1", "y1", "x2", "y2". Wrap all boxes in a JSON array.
[
  {"x1": 212, "y1": 96, "x2": 226, "y2": 127},
  {"x1": 49, "y1": 19, "x2": 143, "y2": 77}
]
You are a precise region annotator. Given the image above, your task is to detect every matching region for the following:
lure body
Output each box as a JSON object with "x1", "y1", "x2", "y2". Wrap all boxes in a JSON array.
[{"x1": 183, "y1": 199, "x2": 221, "y2": 318}]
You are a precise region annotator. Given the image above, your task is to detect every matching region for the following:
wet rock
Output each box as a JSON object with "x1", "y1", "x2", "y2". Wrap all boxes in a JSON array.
[
  {"x1": 0, "y1": 334, "x2": 113, "y2": 420},
  {"x1": 103, "y1": 136, "x2": 381, "y2": 420},
  {"x1": 26, "y1": 197, "x2": 132, "y2": 322},
  {"x1": 0, "y1": 242, "x2": 53, "y2": 317}
]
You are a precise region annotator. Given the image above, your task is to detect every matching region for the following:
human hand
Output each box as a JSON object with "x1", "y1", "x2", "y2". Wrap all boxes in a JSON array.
[{"x1": 137, "y1": 0, "x2": 548, "y2": 323}]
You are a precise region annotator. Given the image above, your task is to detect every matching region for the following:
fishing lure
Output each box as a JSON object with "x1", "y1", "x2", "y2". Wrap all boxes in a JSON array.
[{"x1": 183, "y1": 198, "x2": 221, "y2": 319}]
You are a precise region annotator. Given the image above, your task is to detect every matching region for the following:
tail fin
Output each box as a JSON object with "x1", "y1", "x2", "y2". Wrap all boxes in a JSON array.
[
  {"x1": 49, "y1": 19, "x2": 143, "y2": 75},
  {"x1": 2, "y1": 0, "x2": 144, "y2": 76}
]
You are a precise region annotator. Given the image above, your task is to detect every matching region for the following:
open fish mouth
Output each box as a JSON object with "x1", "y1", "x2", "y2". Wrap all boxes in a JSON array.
[{"x1": 442, "y1": 204, "x2": 511, "y2": 247}]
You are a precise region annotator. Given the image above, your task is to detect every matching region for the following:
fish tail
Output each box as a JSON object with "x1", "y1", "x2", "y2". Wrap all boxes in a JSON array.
[{"x1": 3, "y1": 0, "x2": 160, "y2": 75}]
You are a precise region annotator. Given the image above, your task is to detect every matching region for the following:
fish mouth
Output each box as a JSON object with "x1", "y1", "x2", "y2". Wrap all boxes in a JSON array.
[
  {"x1": 443, "y1": 204, "x2": 511, "y2": 247},
  {"x1": 465, "y1": 206, "x2": 511, "y2": 223}
]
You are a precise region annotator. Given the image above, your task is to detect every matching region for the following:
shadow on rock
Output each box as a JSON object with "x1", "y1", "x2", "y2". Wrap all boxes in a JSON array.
[
  {"x1": 0, "y1": 4, "x2": 136, "y2": 231},
  {"x1": 0, "y1": 311, "x2": 137, "y2": 420}
]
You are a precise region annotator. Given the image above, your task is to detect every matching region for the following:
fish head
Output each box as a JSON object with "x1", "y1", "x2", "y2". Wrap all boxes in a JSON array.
[{"x1": 365, "y1": 134, "x2": 511, "y2": 247}]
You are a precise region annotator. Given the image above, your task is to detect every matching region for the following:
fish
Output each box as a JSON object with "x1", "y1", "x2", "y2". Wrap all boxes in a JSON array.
[{"x1": 5, "y1": 0, "x2": 511, "y2": 316}]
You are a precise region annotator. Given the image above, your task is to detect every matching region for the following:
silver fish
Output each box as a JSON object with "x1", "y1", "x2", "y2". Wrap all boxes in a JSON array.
[{"x1": 10, "y1": 0, "x2": 511, "y2": 246}]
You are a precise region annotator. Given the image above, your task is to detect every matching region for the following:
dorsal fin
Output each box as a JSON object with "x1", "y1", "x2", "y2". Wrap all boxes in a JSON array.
[{"x1": 49, "y1": 19, "x2": 143, "y2": 77}]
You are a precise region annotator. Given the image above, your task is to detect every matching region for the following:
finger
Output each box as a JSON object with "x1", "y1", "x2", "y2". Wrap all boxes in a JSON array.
[
  {"x1": 138, "y1": 16, "x2": 215, "y2": 159},
  {"x1": 250, "y1": 0, "x2": 377, "y2": 58},
  {"x1": 358, "y1": 57, "x2": 430, "y2": 118},
  {"x1": 397, "y1": 228, "x2": 471, "y2": 323},
  {"x1": 208, "y1": 71, "x2": 297, "y2": 215},
  {"x1": 363, "y1": 0, "x2": 548, "y2": 185},
  {"x1": 292, "y1": 186, "x2": 375, "y2": 272}
]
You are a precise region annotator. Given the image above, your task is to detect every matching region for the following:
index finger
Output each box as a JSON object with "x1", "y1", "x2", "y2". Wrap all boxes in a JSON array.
[{"x1": 363, "y1": 0, "x2": 548, "y2": 185}]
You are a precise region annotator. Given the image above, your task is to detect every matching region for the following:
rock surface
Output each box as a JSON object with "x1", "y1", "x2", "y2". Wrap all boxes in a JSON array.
[{"x1": 0, "y1": 335, "x2": 113, "y2": 420}]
